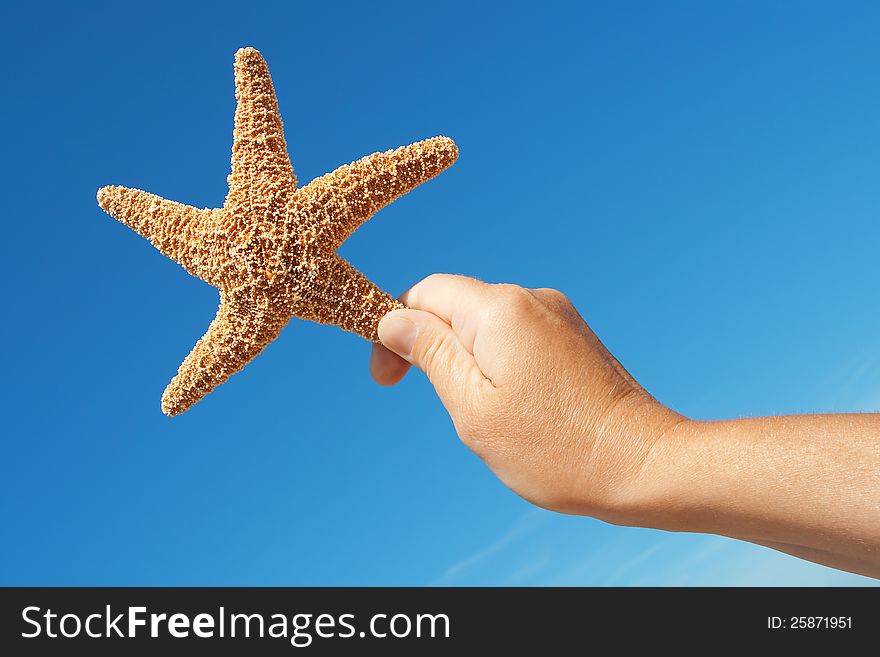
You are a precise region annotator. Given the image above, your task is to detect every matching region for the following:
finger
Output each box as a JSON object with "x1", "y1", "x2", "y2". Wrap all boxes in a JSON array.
[
  {"x1": 378, "y1": 308, "x2": 490, "y2": 407},
  {"x1": 369, "y1": 343, "x2": 411, "y2": 386},
  {"x1": 401, "y1": 274, "x2": 490, "y2": 353}
]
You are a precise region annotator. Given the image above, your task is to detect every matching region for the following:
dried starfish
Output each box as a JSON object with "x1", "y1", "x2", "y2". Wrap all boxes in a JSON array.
[{"x1": 97, "y1": 47, "x2": 458, "y2": 416}]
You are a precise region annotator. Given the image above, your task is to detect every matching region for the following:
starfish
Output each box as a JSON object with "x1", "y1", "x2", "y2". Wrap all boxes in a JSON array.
[{"x1": 97, "y1": 47, "x2": 458, "y2": 416}]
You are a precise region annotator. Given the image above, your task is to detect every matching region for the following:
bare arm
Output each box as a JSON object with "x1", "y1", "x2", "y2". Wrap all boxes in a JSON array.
[
  {"x1": 643, "y1": 414, "x2": 880, "y2": 576},
  {"x1": 370, "y1": 274, "x2": 880, "y2": 578}
]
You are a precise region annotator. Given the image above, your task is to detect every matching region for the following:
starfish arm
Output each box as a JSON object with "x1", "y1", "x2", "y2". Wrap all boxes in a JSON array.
[
  {"x1": 160, "y1": 291, "x2": 289, "y2": 416},
  {"x1": 301, "y1": 254, "x2": 403, "y2": 342},
  {"x1": 296, "y1": 136, "x2": 459, "y2": 249},
  {"x1": 97, "y1": 185, "x2": 224, "y2": 285},
  {"x1": 225, "y1": 47, "x2": 296, "y2": 215}
]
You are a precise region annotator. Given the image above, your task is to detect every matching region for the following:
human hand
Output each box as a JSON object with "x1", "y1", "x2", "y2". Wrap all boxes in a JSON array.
[
  {"x1": 370, "y1": 274, "x2": 683, "y2": 520},
  {"x1": 370, "y1": 274, "x2": 880, "y2": 578}
]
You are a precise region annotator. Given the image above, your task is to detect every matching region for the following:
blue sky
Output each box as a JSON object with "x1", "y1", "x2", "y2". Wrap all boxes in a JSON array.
[{"x1": 0, "y1": 1, "x2": 877, "y2": 585}]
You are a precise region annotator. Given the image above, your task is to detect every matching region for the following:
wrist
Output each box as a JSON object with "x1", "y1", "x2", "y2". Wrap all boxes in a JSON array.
[{"x1": 594, "y1": 409, "x2": 705, "y2": 530}]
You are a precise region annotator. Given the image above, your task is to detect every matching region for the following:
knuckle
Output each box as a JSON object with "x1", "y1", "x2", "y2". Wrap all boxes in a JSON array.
[
  {"x1": 489, "y1": 283, "x2": 534, "y2": 316},
  {"x1": 416, "y1": 330, "x2": 454, "y2": 379},
  {"x1": 416, "y1": 334, "x2": 443, "y2": 371},
  {"x1": 544, "y1": 287, "x2": 570, "y2": 303},
  {"x1": 496, "y1": 282, "x2": 526, "y2": 297},
  {"x1": 533, "y1": 287, "x2": 571, "y2": 306}
]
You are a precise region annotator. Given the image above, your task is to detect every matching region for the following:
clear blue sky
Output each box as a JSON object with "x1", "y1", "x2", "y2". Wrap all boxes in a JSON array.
[{"x1": 1, "y1": 1, "x2": 877, "y2": 585}]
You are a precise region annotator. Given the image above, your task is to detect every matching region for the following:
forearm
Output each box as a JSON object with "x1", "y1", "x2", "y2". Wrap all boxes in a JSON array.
[
  {"x1": 373, "y1": 276, "x2": 880, "y2": 578},
  {"x1": 628, "y1": 414, "x2": 880, "y2": 577}
]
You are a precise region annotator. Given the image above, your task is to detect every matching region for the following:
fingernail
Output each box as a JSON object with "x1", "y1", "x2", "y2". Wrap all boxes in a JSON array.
[{"x1": 378, "y1": 315, "x2": 417, "y2": 357}]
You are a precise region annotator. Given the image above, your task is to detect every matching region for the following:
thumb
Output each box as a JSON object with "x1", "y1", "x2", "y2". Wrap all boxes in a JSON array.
[{"x1": 378, "y1": 308, "x2": 481, "y2": 404}]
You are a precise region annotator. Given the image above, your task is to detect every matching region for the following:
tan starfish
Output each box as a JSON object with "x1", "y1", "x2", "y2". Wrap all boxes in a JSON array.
[{"x1": 97, "y1": 47, "x2": 458, "y2": 416}]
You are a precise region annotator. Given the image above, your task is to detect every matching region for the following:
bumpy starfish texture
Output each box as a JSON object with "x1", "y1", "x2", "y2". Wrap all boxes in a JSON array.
[{"x1": 97, "y1": 47, "x2": 458, "y2": 416}]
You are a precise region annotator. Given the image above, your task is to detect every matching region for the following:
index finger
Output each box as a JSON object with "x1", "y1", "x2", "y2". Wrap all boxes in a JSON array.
[{"x1": 401, "y1": 274, "x2": 490, "y2": 353}]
